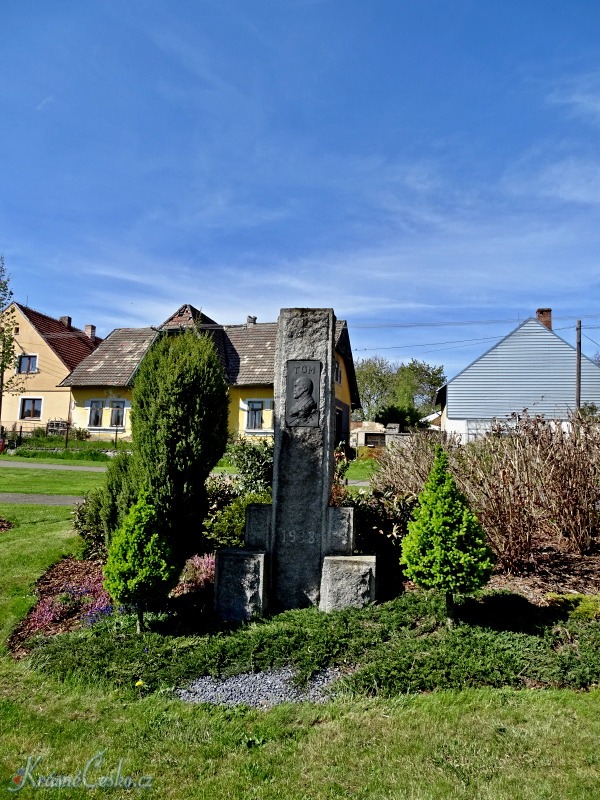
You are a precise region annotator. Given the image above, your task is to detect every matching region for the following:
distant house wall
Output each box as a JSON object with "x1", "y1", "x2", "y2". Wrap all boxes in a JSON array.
[
  {"x1": 69, "y1": 387, "x2": 133, "y2": 439},
  {"x1": 229, "y1": 384, "x2": 275, "y2": 437},
  {"x1": 2, "y1": 306, "x2": 72, "y2": 433}
]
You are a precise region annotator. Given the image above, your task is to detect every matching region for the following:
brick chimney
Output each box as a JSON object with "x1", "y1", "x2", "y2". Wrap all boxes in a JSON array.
[
  {"x1": 85, "y1": 324, "x2": 96, "y2": 340},
  {"x1": 59, "y1": 315, "x2": 72, "y2": 327},
  {"x1": 536, "y1": 308, "x2": 552, "y2": 330}
]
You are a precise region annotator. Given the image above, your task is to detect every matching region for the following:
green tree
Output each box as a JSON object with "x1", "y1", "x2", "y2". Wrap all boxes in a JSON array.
[
  {"x1": 373, "y1": 403, "x2": 422, "y2": 430},
  {"x1": 0, "y1": 255, "x2": 23, "y2": 433},
  {"x1": 393, "y1": 359, "x2": 445, "y2": 414},
  {"x1": 131, "y1": 329, "x2": 229, "y2": 564},
  {"x1": 104, "y1": 493, "x2": 179, "y2": 632},
  {"x1": 401, "y1": 447, "x2": 493, "y2": 624},
  {"x1": 354, "y1": 356, "x2": 396, "y2": 420}
]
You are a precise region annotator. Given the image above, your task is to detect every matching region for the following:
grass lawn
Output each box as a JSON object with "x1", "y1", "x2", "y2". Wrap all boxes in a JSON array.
[
  {"x1": 345, "y1": 458, "x2": 378, "y2": 482},
  {"x1": 2, "y1": 503, "x2": 600, "y2": 798},
  {"x1": 0, "y1": 504, "x2": 80, "y2": 651},
  {"x1": 0, "y1": 468, "x2": 105, "y2": 495},
  {"x1": 0, "y1": 455, "x2": 108, "y2": 469}
]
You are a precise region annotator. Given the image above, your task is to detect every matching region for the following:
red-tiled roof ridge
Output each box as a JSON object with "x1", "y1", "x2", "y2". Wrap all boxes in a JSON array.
[
  {"x1": 15, "y1": 302, "x2": 102, "y2": 373},
  {"x1": 160, "y1": 303, "x2": 219, "y2": 330}
]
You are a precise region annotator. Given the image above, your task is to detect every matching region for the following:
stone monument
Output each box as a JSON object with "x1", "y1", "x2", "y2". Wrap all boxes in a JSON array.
[{"x1": 215, "y1": 308, "x2": 376, "y2": 621}]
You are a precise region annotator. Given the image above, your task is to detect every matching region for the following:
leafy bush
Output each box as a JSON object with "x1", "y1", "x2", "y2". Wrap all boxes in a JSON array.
[
  {"x1": 104, "y1": 493, "x2": 180, "y2": 632},
  {"x1": 226, "y1": 436, "x2": 274, "y2": 493},
  {"x1": 203, "y1": 491, "x2": 271, "y2": 549},
  {"x1": 205, "y1": 474, "x2": 243, "y2": 516}
]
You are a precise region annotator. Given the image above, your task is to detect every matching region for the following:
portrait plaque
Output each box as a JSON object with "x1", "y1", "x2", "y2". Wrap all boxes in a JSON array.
[{"x1": 285, "y1": 360, "x2": 321, "y2": 427}]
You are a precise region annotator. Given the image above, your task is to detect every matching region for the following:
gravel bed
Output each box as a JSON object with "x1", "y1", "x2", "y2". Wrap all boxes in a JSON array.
[{"x1": 176, "y1": 667, "x2": 342, "y2": 708}]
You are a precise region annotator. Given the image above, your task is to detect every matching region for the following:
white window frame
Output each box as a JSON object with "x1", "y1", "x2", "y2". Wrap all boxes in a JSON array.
[
  {"x1": 241, "y1": 398, "x2": 274, "y2": 434},
  {"x1": 19, "y1": 397, "x2": 43, "y2": 420},
  {"x1": 109, "y1": 400, "x2": 126, "y2": 428},
  {"x1": 88, "y1": 400, "x2": 104, "y2": 428}
]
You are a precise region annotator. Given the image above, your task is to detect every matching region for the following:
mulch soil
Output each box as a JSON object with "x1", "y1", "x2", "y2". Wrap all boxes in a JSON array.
[
  {"x1": 8, "y1": 558, "x2": 105, "y2": 658},
  {"x1": 0, "y1": 517, "x2": 13, "y2": 532}
]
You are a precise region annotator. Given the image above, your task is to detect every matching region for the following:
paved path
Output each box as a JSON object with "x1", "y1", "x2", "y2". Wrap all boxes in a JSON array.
[
  {"x1": 0, "y1": 493, "x2": 84, "y2": 505},
  {"x1": 0, "y1": 459, "x2": 106, "y2": 473}
]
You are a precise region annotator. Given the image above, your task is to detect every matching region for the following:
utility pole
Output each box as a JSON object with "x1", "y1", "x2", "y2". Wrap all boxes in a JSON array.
[{"x1": 576, "y1": 319, "x2": 582, "y2": 412}]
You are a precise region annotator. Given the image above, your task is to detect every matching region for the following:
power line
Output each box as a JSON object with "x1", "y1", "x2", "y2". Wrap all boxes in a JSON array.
[
  {"x1": 350, "y1": 313, "x2": 600, "y2": 330},
  {"x1": 355, "y1": 334, "x2": 503, "y2": 352}
]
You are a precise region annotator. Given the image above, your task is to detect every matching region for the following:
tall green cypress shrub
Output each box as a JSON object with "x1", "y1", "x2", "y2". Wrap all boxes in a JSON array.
[
  {"x1": 401, "y1": 446, "x2": 493, "y2": 623},
  {"x1": 131, "y1": 329, "x2": 229, "y2": 565}
]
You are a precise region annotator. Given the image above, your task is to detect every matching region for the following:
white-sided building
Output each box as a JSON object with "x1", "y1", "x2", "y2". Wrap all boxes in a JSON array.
[{"x1": 436, "y1": 308, "x2": 600, "y2": 442}]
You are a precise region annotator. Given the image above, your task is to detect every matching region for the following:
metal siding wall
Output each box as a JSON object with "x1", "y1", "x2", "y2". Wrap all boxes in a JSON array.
[{"x1": 447, "y1": 320, "x2": 600, "y2": 419}]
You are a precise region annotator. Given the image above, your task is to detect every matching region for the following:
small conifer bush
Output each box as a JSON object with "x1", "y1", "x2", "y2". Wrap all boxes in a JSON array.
[
  {"x1": 401, "y1": 446, "x2": 493, "y2": 622},
  {"x1": 104, "y1": 493, "x2": 179, "y2": 632}
]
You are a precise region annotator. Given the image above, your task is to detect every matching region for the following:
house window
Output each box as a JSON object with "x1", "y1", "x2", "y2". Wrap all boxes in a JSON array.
[
  {"x1": 110, "y1": 401, "x2": 125, "y2": 428},
  {"x1": 17, "y1": 355, "x2": 37, "y2": 374},
  {"x1": 247, "y1": 401, "x2": 265, "y2": 430},
  {"x1": 20, "y1": 398, "x2": 42, "y2": 419},
  {"x1": 334, "y1": 358, "x2": 342, "y2": 385},
  {"x1": 88, "y1": 401, "x2": 103, "y2": 428},
  {"x1": 245, "y1": 399, "x2": 273, "y2": 431}
]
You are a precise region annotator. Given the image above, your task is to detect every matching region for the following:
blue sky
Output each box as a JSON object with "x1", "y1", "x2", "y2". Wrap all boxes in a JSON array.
[{"x1": 3, "y1": 0, "x2": 600, "y2": 380}]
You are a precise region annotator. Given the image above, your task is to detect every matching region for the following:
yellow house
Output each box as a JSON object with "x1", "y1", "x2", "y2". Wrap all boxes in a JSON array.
[
  {"x1": 61, "y1": 305, "x2": 360, "y2": 443},
  {"x1": 1, "y1": 303, "x2": 100, "y2": 436}
]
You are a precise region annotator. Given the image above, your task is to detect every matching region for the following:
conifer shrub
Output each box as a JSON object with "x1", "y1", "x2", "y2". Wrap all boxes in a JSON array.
[
  {"x1": 72, "y1": 490, "x2": 107, "y2": 559},
  {"x1": 98, "y1": 451, "x2": 140, "y2": 543},
  {"x1": 131, "y1": 329, "x2": 229, "y2": 565},
  {"x1": 401, "y1": 447, "x2": 493, "y2": 622},
  {"x1": 104, "y1": 493, "x2": 179, "y2": 632}
]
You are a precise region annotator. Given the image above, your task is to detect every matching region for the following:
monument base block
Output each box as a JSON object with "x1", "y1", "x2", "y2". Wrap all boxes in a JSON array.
[
  {"x1": 318, "y1": 556, "x2": 376, "y2": 612},
  {"x1": 214, "y1": 549, "x2": 268, "y2": 622}
]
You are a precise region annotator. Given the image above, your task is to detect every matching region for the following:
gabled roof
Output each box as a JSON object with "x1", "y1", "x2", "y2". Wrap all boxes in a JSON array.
[
  {"x1": 61, "y1": 306, "x2": 361, "y2": 409},
  {"x1": 159, "y1": 303, "x2": 218, "y2": 330},
  {"x1": 14, "y1": 303, "x2": 102, "y2": 372},
  {"x1": 60, "y1": 328, "x2": 159, "y2": 387},
  {"x1": 220, "y1": 319, "x2": 360, "y2": 407},
  {"x1": 437, "y1": 317, "x2": 600, "y2": 419}
]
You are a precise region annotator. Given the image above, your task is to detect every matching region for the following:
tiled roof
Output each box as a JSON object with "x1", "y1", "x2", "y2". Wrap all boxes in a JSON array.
[
  {"x1": 60, "y1": 328, "x2": 158, "y2": 387},
  {"x1": 159, "y1": 303, "x2": 219, "y2": 330},
  {"x1": 221, "y1": 319, "x2": 361, "y2": 408},
  {"x1": 60, "y1": 307, "x2": 360, "y2": 409},
  {"x1": 222, "y1": 322, "x2": 278, "y2": 385},
  {"x1": 16, "y1": 303, "x2": 102, "y2": 372}
]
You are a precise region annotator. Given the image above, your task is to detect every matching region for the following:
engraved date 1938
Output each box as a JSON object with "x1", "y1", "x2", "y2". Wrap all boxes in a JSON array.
[{"x1": 281, "y1": 530, "x2": 316, "y2": 545}]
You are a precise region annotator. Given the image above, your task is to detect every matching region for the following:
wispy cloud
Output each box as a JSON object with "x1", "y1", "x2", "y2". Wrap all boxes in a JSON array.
[
  {"x1": 547, "y1": 72, "x2": 600, "y2": 126},
  {"x1": 35, "y1": 95, "x2": 55, "y2": 111}
]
